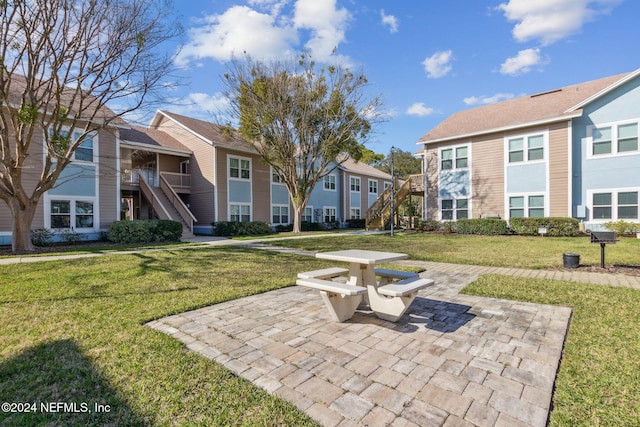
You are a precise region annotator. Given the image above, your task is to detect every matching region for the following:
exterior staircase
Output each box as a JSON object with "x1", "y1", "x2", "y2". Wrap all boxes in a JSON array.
[
  {"x1": 365, "y1": 175, "x2": 424, "y2": 230},
  {"x1": 139, "y1": 175, "x2": 197, "y2": 239}
]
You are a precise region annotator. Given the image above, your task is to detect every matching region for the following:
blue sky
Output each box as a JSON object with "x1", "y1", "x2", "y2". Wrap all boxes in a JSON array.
[{"x1": 146, "y1": 0, "x2": 638, "y2": 156}]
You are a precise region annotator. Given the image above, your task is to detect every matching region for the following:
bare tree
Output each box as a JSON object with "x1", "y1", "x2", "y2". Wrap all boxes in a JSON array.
[
  {"x1": 0, "y1": 0, "x2": 181, "y2": 253},
  {"x1": 223, "y1": 54, "x2": 382, "y2": 232}
]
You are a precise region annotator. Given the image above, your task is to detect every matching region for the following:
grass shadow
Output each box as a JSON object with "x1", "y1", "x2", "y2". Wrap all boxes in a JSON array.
[{"x1": 0, "y1": 339, "x2": 142, "y2": 426}]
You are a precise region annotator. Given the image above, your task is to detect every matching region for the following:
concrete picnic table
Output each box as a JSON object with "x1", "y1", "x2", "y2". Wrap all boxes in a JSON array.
[{"x1": 297, "y1": 249, "x2": 434, "y2": 322}]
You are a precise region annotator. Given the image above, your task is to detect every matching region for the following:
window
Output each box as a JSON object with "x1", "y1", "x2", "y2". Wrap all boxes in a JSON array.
[
  {"x1": 509, "y1": 197, "x2": 525, "y2": 218},
  {"x1": 350, "y1": 177, "x2": 361, "y2": 192},
  {"x1": 75, "y1": 201, "x2": 94, "y2": 228},
  {"x1": 350, "y1": 208, "x2": 361, "y2": 219},
  {"x1": 456, "y1": 147, "x2": 468, "y2": 168},
  {"x1": 441, "y1": 199, "x2": 468, "y2": 220},
  {"x1": 369, "y1": 180, "x2": 378, "y2": 195},
  {"x1": 74, "y1": 132, "x2": 94, "y2": 162},
  {"x1": 618, "y1": 192, "x2": 638, "y2": 219},
  {"x1": 591, "y1": 190, "x2": 639, "y2": 221},
  {"x1": 50, "y1": 200, "x2": 94, "y2": 229},
  {"x1": 384, "y1": 182, "x2": 392, "y2": 191},
  {"x1": 590, "y1": 121, "x2": 639, "y2": 156},
  {"x1": 303, "y1": 206, "x2": 313, "y2": 223},
  {"x1": 51, "y1": 201, "x2": 71, "y2": 228},
  {"x1": 49, "y1": 129, "x2": 96, "y2": 162},
  {"x1": 528, "y1": 195, "x2": 545, "y2": 217},
  {"x1": 272, "y1": 206, "x2": 289, "y2": 224},
  {"x1": 229, "y1": 157, "x2": 250, "y2": 180},
  {"x1": 509, "y1": 195, "x2": 545, "y2": 218},
  {"x1": 230, "y1": 204, "x2": 250, "y2": 222},
  {"x1": 618, "y1": 123, "x2": 638, "y2": 153},
  {"x1": 272, "y1": 170, "x2": 283, "y2": 183},
  {"x1": 324, "y1": 207, "x2": 336, "y2": 223},
  {"x1": 441, "y1": 149, "x2": 453, "y2": 170},
  {"x1": 592, "y1": 127, "x2": 612, "y2": 155},
  {"x1": 324, "y1": 175, "x2": 336, "y2": 191},
  {"x1": 593, "y1": 193, "x2": 612, "y2": 219},
  {"x1": 508, "y1": 134, "x2": 545, "y2": 163},
  {"x1": 441, "y1": 146, "x2": 469, "y2": 170}
]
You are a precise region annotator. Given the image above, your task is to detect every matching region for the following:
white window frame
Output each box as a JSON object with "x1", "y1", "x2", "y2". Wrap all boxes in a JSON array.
[
  {"x1": 368, "y1": 179, "x2": 378, "y2": 195},
  {"x1": 323, "y1": 206, "x2": 337, "y2": 223},
  {"x1": 271, "y1": 167, "x2": 284, "y2": 184},
  {"x1": 228, "y1": 156, "x2": 251, "y2": 181},
  {"x1": 350, "y1": 207, "x2": 361, "y2": 219},
  {"x1": 439, "y1": 144, "x2": 470, "y2": 171},
  {"x1": 384, "y1": 181, "x2": 392, "y2": 191},
  {"x1": 506, "y1": 193, "x2": 547, "y2": 219},
  {"x1": 505, "y1": 132, "x2": 547, "y2": 164},
  {"x1": 586, "y1": 119, "x2": 640, "y2": 159},
  {"x1": 48, "y1": 128, "x2": 98, "y2": 163},
  {"x1": 350, "y1": 176, "x2": 361, "y2": 193},
  {"x1": 229, "y1": 203, "x2": 251, "y2": 222},
  {"x1": 44, "y1": 197, "x2": 98, "y2": 231},
  {"x1": 439, "y1": 198, "x2": 470, "y2": 221},
  {"x1": 302, "y1": 206, "x2": 313, "y2": 223},
  {"x1": 587, "y1": 188, "x2": 640, "y2": 222},
  {"x1": 323, "y1": 175, "x2": 336, "y2": 191},
  {"x1": 271, "y1": 204, "x2": 289, "y2": 224}
]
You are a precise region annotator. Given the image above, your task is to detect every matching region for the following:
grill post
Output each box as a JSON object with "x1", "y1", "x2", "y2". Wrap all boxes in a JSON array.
[{"x1": 590, "y1": 231, "x2": 617, "y2": 269}]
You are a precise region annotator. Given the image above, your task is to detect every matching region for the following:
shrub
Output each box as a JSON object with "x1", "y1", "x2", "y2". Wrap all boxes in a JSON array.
[
  {"x1": 442, "y1": 221, "x2": 456, "y2": 233},
  {"x1": 346, "y1": 219, "x2": 365, "y2": 229},
  {"x1": 212, "y1": 221, "x2": 272, "y2": 237},
  {"x1": 456, "y1": 218, "x2": 508, "y2": 235},
  {"x1": 275, "y1": 224, "x2": 293, "y2": 232},
  {"x1": 57, "y1": 228, "x2": 85, "y2": 245},
  {"x1": 301, "y1": 221, "x2": 321, "y2": 232},
  {"x1": 30, "y1": 228, "x2": 54, "y2": 246},
  {"x1": 604, "y1": 220, "x2": 640, "y2": 235},
  {"x1": 416, "y1": 220, "x2": 441, "y2": 232},
  {"x1": 509, "y1": 217, "x2": 579, "y2": 237},
  {"x1": 108, "y1": 220, "x2": 182, "y2": 243}
]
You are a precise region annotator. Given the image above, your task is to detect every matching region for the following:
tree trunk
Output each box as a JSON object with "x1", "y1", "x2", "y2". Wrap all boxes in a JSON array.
[
  {"x1": 8, "y1": 198, "x2": 37, "y2": 254},
  {"x1": 292, "y1": 204, "x2": 303, "y2": 233}
]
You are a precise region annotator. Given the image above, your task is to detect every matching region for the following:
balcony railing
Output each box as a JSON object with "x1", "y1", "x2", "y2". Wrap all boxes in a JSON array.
[
  {"x1": 160, "y1": 172, "x2": 191, "y2": 189},
  {"x1": 121, "y1": 168, "x2": 156, "y2": 187}
]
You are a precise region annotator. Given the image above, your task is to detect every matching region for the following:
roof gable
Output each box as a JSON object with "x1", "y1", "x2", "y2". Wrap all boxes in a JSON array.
[
  {"x1": 152, "y1": 110, "x2": 256, "y2": 153},
  {"x1": 418, "y1": 70, "x2": 635, "y2": 144}
]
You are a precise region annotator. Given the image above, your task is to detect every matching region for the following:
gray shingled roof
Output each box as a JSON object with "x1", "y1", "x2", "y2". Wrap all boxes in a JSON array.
[
  {"x1": 418, "y1": 71, "x2": 634, "y2": 144},
  {"x1": 157, "y1": 110, "x2": 256, "y2": 153},
  {"x1": 120, "y1": 125, "x2": 191, "y2": 153},
  {"x1": 339, "y1": 157, "x2": 392, "y2": 179}
]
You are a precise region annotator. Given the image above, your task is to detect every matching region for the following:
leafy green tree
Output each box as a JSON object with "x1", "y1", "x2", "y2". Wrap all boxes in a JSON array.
[
  {"x1": 0, "y1": 0, "x2": 180, "y2": 253},
  {"x1": 223, "y1": 54, "x2": 382, "y2": 232},
  {"x1": 360, "y1": 147, "x2": 385, "y2": 166},
  {"x1": 377, "y1": 149, "x2": 422, "y2": 179}
]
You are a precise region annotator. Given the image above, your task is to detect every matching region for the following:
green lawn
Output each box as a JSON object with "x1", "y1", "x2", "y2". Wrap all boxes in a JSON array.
[
  {"x1": 0, "y1": 247, "x2": 324, "y2": 426},
  {"x1": 1, "y1": 233, "x2": 639, "y2": 426},
  {"x1": 267, "y1": 232, "x2": 640, "y2": 269}
]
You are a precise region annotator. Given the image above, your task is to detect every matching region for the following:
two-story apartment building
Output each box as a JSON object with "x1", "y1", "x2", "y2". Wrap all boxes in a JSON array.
[
  {"x1": 0, "y1": 106, "x2": 392, "y2": 244},
  {"x1": 128, "y1": 110, "x2": 392, "y2": 234},
  {"x1": 418, "y1": 68, "x2": 640, "y2": 231}
]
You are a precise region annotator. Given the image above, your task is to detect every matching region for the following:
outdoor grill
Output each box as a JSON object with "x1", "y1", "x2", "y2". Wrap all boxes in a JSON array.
[{"x1": 590, "y1": 231, "x2": 617, "y2": 268}]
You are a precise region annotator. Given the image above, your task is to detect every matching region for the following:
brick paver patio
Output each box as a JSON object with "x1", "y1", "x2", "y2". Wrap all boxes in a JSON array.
[{"x1": 149, "y1": 267, "x2": 572, "y2": 427}]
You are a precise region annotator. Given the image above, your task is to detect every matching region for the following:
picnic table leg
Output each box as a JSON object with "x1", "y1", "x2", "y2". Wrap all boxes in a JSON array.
[
  {"x1": 319, "y1": 291, "x2": 363, "y2": 322},
  {"x1": 366, "y1": 285, "x2": 417, "y2": 322}
]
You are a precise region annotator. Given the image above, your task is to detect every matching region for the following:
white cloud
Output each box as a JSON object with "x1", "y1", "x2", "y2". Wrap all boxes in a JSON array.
[
  {"x1": 422, "y1": 50, "x2": 453, "y2": 79},
  {"x1": 380, "y1": 9, "x2": 398, "y2": 33},
  {"x1": 498, "y1": 0, "x2": 622, "y2": 45},
  {"x1": 175, "y1": 6, "x2": 297, "y2": 66},
  {"x1": 464, "y1": 93, "x2": 515, "y2": 106},
  {"x1": 293, "y1": 0, "x2": 351, "y2": 63},
  {"x1": 500, "y1": 48, "x2": 545, "y2": 75},
  {"x1": 176, "y1": 1, "x2": 353, "y2": 68},
  {"x1": 406, "y1": 102, "x2": 435, "y2": 117}
]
